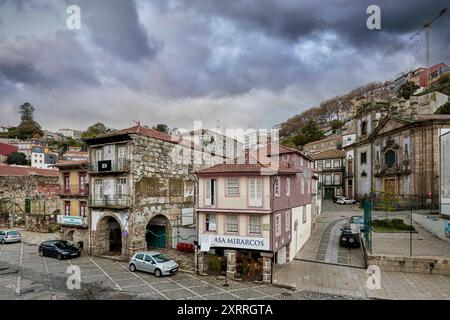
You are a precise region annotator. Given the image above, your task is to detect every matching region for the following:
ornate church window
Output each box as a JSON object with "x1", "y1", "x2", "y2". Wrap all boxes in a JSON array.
[{"x1": 385, "y1": 150, "x2": 396, "y2": 168}]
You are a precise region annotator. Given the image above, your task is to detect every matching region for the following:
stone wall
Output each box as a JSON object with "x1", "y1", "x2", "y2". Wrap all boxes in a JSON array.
[
  {"x1": 25, "y1": 214, "x2": 58, "y2": 232},
  {"x1": 367, "y1": 254, "x2": 450, "y2": 275},
  {"x1": 0, "y1": 175, "x2": 59, "y2": 214}
]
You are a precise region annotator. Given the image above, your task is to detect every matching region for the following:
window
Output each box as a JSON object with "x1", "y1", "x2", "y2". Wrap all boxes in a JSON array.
[
  {"x1": 333, "y1": 173, "x2": 341, "y2": 185},
  {"x1": 300, "y1": 157, "x2": 304, "y2": 166},
  {"x1": 305, "y1": 178, "x2": 309, "y2": 194},
  {"x1": 249, "y1": 178, "x2": 263, "y2": 207},
  {"x1": 64, "y1": 173, "x2": 70, "y2": 192},
  {"x1": 205, "y1": 179, "x2": 216, "y2": 206},
  {"x1": 275, "y1": 214, "x2": 281, "y2": 237},
  {"x1": 317, "y1": 161, "x2": 323, "y2": 168},
  {"x1": 79, "y1": 172, "x2": 87, "y2": 193},
  {"x1": 285, "y1": 211, "x2": 290, "y2": 232},
  {"x1": 79, "y1": 201, "x2": 86, "y2": 217},
  {"x1": 286, "y1": 178, "x2": 291, "y2": 196},
  {"x1": 135, "y1": 253, "x2": 144, "y2": 260},
  {"x1": 282, "y1": 154, "x2": 289, "y2": 162},
  {"x1": 274, "y1": 176, "x2": 281, "y2": 197},
  {"x1": 64, "y1": 201, "x2": 71, "y2": 215},
  {"x1": 385, "y1": 150, "x2": 396, "y2": 168},
  {"x1": 226, "y1": 178, "x2": 239, "y2": 196},
  {"x1": 205, "y1": 214, "x2": 216, "y2": 231},
  {"x1": 302, "y1": 207, "x2": 307, "y2": 224},
  {"x1": 117, "y1": 178, "x2": 127, "y2": 198},
  {"x1": 361, "y1": 121, "x2": 367, "y2": 135},
  {"x1": 144, "y1": 255, "x2": 153, "y2": 263},
  {"x1": 300, "y1": 177, "x2": 304, "y2": 194},
  {"x1": 325, "y1": 174, "x2": 332, "y2": 185},
  {"x1": 333, "y1": 159, "x2": 340, "y2": 168},
  {"x1": 361, "y1": 152, "x2": 367, "y2": 164},
  {"x1": 249, "y1": 215, "x2": 261, "y2": 235},
  {"x1": 94, "y1": 179, "x2": 103, "y2": 202},
  {"x1": 325, "y1": 160, "x2": 331, "y2": 168},
  {"x1": 226, "y1": 214, "x2": 238, "y2": 233}
]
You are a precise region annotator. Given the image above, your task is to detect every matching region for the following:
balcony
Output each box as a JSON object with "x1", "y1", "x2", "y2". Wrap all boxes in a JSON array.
[
  {"x1": 58, "y1": 184, "x2": 89, "y2": 197},
  {"x1": 57, "y1": 215, "x2": 88, "y2": 228},
  {"x1": 88, "y1": 194, "x2": 131, "y2": 209},
  {"x1": 88, "y1": 159, "x2": 130, "y2": 174}
]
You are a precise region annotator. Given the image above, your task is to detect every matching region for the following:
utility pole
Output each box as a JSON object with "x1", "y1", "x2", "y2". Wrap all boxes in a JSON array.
[{"x1": 423, "y1": 8, "x2": 448, "y2": 88}]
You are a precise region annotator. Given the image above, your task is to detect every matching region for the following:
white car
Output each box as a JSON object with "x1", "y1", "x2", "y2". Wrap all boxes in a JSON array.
[{"x1": 337, "y1": 197, "x2": 357, "y2": 205}]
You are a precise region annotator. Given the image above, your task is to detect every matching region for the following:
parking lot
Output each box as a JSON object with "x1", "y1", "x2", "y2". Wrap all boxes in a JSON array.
[{"x1": 0, "y1": 242, "x2": 358, "y2": 300}]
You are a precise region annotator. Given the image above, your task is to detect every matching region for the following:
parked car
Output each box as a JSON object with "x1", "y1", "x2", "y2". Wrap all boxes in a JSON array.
[
  {"x1": 128, "y1": 251, "x2": 179, "y2": 277},
  {"x1": 333, "y1": 196, "x2": 345, "y2": 203},
  {"x1": 339, "y1": 223, "x2": 361, "y2": 248},
  {"x1": 0, "y1": 230, "x2": 22, "y2": 244},
  {"x1": 336, "y1": 197, "x2": 357, "y2": 205},
  {"x1": 38, "y1": 240, "x2": 81, "y2": 260},
  {"x1": 349, "y1": 215, "x2": 365, "y2": 232}
]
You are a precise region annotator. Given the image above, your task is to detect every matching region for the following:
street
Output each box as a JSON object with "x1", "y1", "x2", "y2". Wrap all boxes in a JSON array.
[
  {"x1": 0, "y1": 241, "x2": 359, "y2": 300},
  {"x1": 274, "y1": 201, "x2": 450, "y2": 300}
]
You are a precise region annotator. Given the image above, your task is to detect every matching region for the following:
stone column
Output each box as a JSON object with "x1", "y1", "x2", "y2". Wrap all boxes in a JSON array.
[
  {"x1": 195, "y1": 250, "x2": 205, "y2": 273},
  {"x1": 225, "y1": 250, "x2": 236, "y2": 279},
  {"x1": 262, "y1": 256, "x2": 272, "y2": 284}
]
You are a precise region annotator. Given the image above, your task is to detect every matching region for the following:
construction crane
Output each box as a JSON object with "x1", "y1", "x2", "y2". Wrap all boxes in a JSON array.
[{"x1": 423, "y1": 8, "x2": 448, "y2": 87}]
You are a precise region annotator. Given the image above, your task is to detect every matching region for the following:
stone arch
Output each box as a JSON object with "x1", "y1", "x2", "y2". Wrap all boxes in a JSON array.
[
  {"x1": 145, "y1": 214, "x2": 172, "y2": 249},
  {"x1": 95, "y1": 214, "x2": 124, "y2": 256}
]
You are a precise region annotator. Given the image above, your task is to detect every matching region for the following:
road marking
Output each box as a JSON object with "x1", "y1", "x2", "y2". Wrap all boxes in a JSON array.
[
  {"x1": 15, "y1": 242, "x2": 23, "y2": 299},
  {"x1": 88, "y1": 257, "x2": 123, "y2": 291},
  {"x1": 42, "y1": 257, "x2": 57, "y2": 300},
  {"x1": 184, "y1": 273, "x2": 242, "y2": 299},
  {"x1": 163, "y1": 276, "x2": 207, "y2": 300},
  {"x1": 0, "y1": 244, "x2": 6, "y2": 258},
  {"x1": 115, "y1": 262, "x2": 169, "y2": 300}
]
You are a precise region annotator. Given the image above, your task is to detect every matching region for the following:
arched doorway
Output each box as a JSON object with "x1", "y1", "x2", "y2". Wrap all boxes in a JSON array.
[
  {"x1": 96, "y1": 215, "x2": 122, "y2": 255},
  {"x1": 146, "y1": 215, "x2": 170, "y2": 249}
]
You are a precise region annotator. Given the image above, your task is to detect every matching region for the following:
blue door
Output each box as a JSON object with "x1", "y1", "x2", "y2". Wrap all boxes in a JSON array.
[{"x1": 146, "y1": 225, "x2": 166, "y2": 248}]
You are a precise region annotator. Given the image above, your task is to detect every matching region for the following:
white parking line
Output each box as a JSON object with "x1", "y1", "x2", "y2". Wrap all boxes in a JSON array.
[
  {"x1": 184, "y1": 273, "x2": 242, "y2": 299},
  {"x1": 42, "y1": 257, "x2": 57, "y2": 300},
  {"x1": 88, "y1": 257, "x2": 123, "y2": 291},
  {"x1": 0, "y1": 244, "x2": 5, "y2": 258},
  {"x1": 15, "y1": 242, "x2": 23, "y2": 299},
  {"x1": 114, "y1": 262, "x2": 169, "y2": 300},
  {"x1": 164, "y1": 276, "x2": 207, "y2": 300}
]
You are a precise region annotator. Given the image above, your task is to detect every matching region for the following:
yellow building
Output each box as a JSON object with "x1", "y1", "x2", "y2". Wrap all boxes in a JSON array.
[{"x1": 55, "y1": 160, "x2": 89, "y2": 249}]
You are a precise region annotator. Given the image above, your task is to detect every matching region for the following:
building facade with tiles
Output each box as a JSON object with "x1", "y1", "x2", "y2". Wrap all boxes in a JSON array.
[{"x1": 195, "y1": 145, "x2": 314, "y2": 283}]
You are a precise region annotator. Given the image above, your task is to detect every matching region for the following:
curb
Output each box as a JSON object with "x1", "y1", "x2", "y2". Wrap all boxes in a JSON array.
[{"x1": 272, "y1": 280, "x2": 296, "y2": 291}]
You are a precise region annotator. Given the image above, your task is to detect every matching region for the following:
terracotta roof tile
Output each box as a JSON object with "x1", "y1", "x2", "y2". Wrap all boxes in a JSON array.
[
  {"x1": 310, "y1": 149, "x2": 345, "y2": 160},
  {"x1": 0, "y1": 164, "x2": 59, "y2": 177}
]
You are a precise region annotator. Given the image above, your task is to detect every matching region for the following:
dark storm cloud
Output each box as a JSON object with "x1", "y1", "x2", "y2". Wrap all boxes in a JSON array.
[
  {"x1": 0, "y1": 0, "x2": 449, "y2": 131},
  {"x1": 73, "y1": 0, "x2": 159, "y2": 61},
  {"x1": 0, "y1": 31, "x2": 99, "y2": 89}
]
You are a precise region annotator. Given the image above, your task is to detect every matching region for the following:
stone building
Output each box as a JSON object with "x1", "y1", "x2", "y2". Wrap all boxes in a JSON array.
[
  {"x1": 83, "y1": 124, "x2": 220, "y2": 258},
  {"x1": 0, "y1": 164, "x2": 59, "y2": 228},
  {"x1": 310, "y1": 149, "x2": 345, "y2": 199},
  {"x1": 54, "y1": 160, "x2": 89, "y2": 250},
  {"x1": 346, "y1": 99, "x2": 450, "y2": 208},
  {"x1": 303, "y1": 135, "x2": 342, "y2": 154}
]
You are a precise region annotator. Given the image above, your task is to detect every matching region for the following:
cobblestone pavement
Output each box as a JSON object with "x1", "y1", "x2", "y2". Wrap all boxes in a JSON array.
[
  {"x1": 296, "y1": 200, "x2": 365, "y2": 267},
  {"x1": 0, "y1": 242, "x2": 359, "y2": 300},
  {"x1": 275, "y1": 201, "x2": 450, "y2": 300}
]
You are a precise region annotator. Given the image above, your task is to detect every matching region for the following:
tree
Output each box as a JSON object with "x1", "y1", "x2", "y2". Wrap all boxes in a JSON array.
[
  {"x1": 301, "y1": 119, "x2": 325, "y2": 142},
  {"x1": 435, "y1": 101, "x2": 450, "y2": 114},
  {"x1": 153, "y1": 123, "x2": 170, "y2": 134},
  {"x1": 81, "y1": 122, "x2": 108, "y2": 139},
  {"x1": 7, "y1": 152, "x2": 28, "y2": 165},
  {"x1": 398, "y1": 81, "x2": 419, "y2": 100},
  {"x1": 19, "y1": 103, "x2": 35, "y2": 122},
  {"x1": 14, "y1": 102, "x2": 44, "y2": 139},
  {"x1": 330, "y1": 120, "x2": 344, "y2": 133}
]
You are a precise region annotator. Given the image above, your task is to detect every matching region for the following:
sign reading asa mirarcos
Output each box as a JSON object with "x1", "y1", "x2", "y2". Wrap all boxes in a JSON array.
[{"x1": 199, "y1": 234, "x2": 270, "y2": 251}]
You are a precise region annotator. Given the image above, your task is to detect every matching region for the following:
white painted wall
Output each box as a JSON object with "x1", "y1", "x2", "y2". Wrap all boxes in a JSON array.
[
  {"x1": 288, "y1": 204, "x2": 312, "y2": 261},
  {"x1": 413, "y1": 214, "x2": 450, "y2": 241}
]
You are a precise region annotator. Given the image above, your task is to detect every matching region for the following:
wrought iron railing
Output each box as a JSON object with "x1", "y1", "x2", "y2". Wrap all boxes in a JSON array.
[
  {"x1": 88, "y1": 194, "x2": 131, "y2": 208},
  {"x1": 58, "y1": 184, "x2": 89, "y2": 196}
]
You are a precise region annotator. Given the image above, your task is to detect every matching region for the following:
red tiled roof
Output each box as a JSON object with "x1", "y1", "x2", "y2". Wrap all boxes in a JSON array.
[
  {"x1": 256, "y1": 143, "x2": 311, "y2": 160},
  {"x1": 0, "y1": 143, "x2": 18, "y2": 156},
  {"x1": 91, "y1": 125, "x2": 180, "y2": 144},
  {"x1": 195, "y1": 154, "x2": 299, "y2": 175},
  {"x1": 0, "y1": 164, "x2": 59, "y2": 177},
  {"x1": 55, "y1": 160, "x2": 89, "y2": 168},
  {"x1": 310, "y1": 149, "x2": 345, "y2": 160}
]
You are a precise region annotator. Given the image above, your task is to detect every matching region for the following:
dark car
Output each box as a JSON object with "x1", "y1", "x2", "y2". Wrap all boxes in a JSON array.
[
  {"x1": 38, "y1": 240, "x2": 81, "y2": 260},
  {"x1": 339, "y1": 223, "x2": 361, "y2": 248},
  {"x1": 349, "y1": 215, "x2": 365, "y2": 232}
]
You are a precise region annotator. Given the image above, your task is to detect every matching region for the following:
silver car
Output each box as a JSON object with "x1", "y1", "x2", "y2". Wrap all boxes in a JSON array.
[
  {"x1": 128, "y1": 251, "x2": 179, "y2": 277},
  {"x1": 0, "y1": 230, "x2": 22, "y2": 244}
]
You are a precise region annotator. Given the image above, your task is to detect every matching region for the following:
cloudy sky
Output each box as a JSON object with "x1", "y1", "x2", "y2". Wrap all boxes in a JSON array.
[{"x1": 0, "y1": 0, "x2": 449, "y2": 133}]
